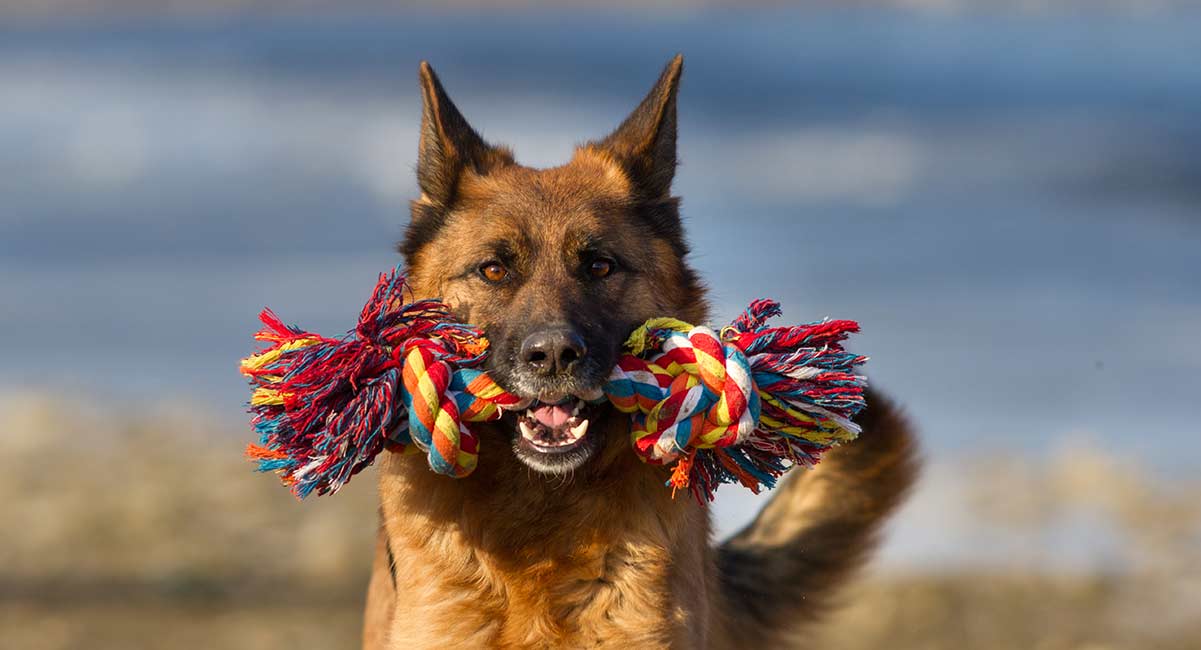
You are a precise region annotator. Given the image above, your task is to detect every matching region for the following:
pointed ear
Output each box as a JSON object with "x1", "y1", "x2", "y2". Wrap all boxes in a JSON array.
[
  {"x1": 416, "y1": 61, "x2": 512, "y2": 207},
  {"x1": 595, "y1": 54, "x2": 683, "y2": 199}
]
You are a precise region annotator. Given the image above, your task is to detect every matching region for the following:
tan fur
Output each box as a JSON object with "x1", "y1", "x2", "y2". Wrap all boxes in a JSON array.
[
  {"x1": 362, "y1": 57, "x2": 919, "y2": 648},
  {"x1": 369, "y1": 422, "x2": 710, "y2": 648}
]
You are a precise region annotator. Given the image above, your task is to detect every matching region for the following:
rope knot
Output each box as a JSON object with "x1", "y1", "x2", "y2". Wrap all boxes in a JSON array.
[
  {"x1": 608, "y1": 324, "x2": 760, "y2": 465},
  {"x1": 396, "y1": 332, "x2": 518, "y2": 479}
]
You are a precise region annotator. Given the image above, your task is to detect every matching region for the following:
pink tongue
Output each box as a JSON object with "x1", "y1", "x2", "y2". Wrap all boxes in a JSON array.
[{"x1": 531, "y1": 403, "x2": 572, "y2": 428}]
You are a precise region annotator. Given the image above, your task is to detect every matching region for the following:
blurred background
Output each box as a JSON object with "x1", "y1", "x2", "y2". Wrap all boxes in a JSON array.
[{"x1": 3, "y1": 1, "x2": 1200, "y2": 648}]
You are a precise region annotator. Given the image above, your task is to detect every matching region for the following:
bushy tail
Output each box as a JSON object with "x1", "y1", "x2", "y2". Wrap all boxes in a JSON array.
[{"x1": 710, "y1": 388, "x2": 920, "y2": 647}]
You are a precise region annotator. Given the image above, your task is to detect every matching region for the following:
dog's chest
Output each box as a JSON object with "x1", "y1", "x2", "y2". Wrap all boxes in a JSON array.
[
  {"x1": 385, "y1": 511, "x2": 703, "y2": 648},
  {"x1": 377, "y1": 451, "x2": 709, "y2": 647}
]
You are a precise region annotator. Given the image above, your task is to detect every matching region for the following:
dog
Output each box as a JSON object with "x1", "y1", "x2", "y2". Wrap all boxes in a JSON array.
[{"x1": 363, "y1": 55, "x2": 918, "y2": 649}]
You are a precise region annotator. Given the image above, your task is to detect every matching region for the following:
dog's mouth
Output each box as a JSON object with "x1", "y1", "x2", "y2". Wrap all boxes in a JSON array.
[
  {"x1": 517, "y1": 397, "x2": 591, "y2": 450},
  {"x1": 502, "y1": 391, "x2": 606, "y2": 474}
]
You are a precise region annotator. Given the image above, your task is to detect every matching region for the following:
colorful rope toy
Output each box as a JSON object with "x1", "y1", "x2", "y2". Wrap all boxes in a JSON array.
[{"x1": 242, "y1": 268, "x2": 868, "y2": 502}]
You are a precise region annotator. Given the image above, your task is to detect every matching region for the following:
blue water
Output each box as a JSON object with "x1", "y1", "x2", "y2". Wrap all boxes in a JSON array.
[{"x1": 2, "y1": 10, "x2": 1199, "y2": 564}]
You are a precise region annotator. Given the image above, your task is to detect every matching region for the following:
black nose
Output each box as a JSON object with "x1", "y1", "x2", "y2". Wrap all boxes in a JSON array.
[{"x1": 520, "y1": 327, "x2": 587, "y2": 376}]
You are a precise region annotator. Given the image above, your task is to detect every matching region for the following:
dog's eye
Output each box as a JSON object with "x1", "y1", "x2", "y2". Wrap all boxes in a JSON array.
[
  {"x1": 478, "y1": 261, "x2": 509, "y2": 284},
  {"x1": 588, "y1": 258, "x2": 615, "y2": 279}
]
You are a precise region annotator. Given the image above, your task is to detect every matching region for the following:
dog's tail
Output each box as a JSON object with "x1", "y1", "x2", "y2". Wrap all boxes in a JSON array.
[{"x1": 709, "y1": 388, "x2": 919, "y2": 647}]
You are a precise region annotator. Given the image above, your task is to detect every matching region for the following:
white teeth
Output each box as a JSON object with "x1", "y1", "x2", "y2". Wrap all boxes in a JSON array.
[
  {"x1": 571, "y1": 401, "x2": 582, "y2": 416},
  {"x1": 517, "y1": 415, "x2": 590, "y2": 449}
]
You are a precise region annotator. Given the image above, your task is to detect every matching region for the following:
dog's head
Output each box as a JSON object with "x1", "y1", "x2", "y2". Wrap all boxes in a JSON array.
[{"x1": 400, "y1": 56, "x2": 707, "y2": 476}]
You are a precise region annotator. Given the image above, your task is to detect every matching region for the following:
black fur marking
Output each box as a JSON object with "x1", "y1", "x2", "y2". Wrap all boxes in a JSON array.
[
  {"x1": 399, "y1": 201, "x2": 449, "y2": 263},
  {"x1": 385, "y1": 537, "x2": 397, "y2": 589},
  {"x1": 635, "y1": 197, "x2": 688, "y2": 256}
]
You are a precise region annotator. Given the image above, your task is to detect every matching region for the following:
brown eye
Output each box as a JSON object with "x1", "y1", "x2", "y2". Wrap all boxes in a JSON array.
[
  {"x1": 479, "y1": 261, "x2": 508, "y2": 284},
  {"x1": 588, "y1": 258, "x2": 615, "y2": 279}
]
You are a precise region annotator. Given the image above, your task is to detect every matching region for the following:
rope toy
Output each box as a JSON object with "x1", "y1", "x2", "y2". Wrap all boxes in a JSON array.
[{"x1": 242, "y1": 268, "x2": 867, "y2": 502}]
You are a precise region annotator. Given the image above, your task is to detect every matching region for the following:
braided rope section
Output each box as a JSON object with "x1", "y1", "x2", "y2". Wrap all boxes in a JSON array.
[
  {"x1": 607, "y1": 301, "x2": 866, "y2": 501},
  {"x1": 242, "y1": 269, "x2": 867, "y2": 501},
  {"x1": 241, "y1": 271, "x2": 517, "y2": 497}
]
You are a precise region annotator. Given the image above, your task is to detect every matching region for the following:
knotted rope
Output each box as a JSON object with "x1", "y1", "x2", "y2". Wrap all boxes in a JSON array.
[{"x1": 243, "y1": 268, "x2": 867, "y2": 501}]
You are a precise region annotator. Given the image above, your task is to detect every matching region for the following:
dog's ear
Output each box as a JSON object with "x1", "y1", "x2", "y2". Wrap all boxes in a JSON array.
[
  {"x1": 403, "y1": 63, "x2": 513, "y2": 261},
  {"x1": 415, "y1": 61, "x2": 512, "y2": 208},
  {"x1": 595, "y1": 54, "x2": 683, "y2": 199}
]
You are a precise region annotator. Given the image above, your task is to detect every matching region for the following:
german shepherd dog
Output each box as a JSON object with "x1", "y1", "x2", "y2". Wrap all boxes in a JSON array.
[{"x1": 363, "y1": 55, "x2": 918, "y2": 648}]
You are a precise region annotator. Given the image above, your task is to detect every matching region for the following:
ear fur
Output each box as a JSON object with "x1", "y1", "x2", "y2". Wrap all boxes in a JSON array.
[
  {"x1": 594, "y1": 54, "x2": 683, "y2": 200},
  {"x1": 415, "y1": 61, "x2": 513, "y2": 206},
  {"x1": 403, "y1": 62, "x2": 513, "y2": 261}
]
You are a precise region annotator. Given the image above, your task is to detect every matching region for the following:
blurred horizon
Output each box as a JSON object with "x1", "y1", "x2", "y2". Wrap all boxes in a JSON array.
[{"x1": 2, "y1": 3, "x2": 1200, "y2": 648}]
